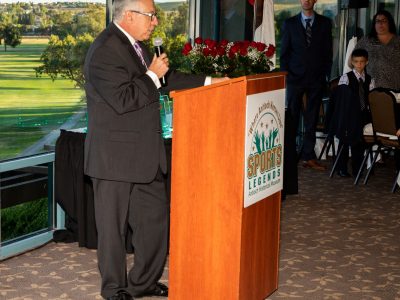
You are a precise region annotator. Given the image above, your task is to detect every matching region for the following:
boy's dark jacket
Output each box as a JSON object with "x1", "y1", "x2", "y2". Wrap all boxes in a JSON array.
[{"x1": 329, "y1": 71, "x2": 371, "y2": 142}]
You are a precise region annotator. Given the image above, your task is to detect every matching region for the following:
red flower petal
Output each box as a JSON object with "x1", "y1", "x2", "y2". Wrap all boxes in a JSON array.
[{"x1": 194, "y1": 37, "x2": 203, "y2": 44}]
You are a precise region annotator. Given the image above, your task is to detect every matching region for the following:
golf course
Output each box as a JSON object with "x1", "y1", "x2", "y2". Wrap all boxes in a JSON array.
[{"x1": 0, "y1": 37, "x2": 86, "y2": 160}]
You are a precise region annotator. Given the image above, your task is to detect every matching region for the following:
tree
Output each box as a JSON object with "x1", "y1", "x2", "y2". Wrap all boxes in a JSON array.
[
  {"x1": 34, "y1": 3, "x2": 190, "y2": 88},
  {"x1": 0, "y1": 12, "x2": 12, "y2": 45},
  {"x1": 51, "y1": 10, "x2": 74, "y2": 38},
  {"x1": 0, "y1": 24, "x2": 3, "y2": 45},
  {"x1": 3, "y1": 24, "x2": 22, "y2": 52},
  {"x1": 73, "y1": 4, "x2": 105, "y2": 37},
  {"x1": 169, "y1": 3, "x2": 189, "y2": 37},
  {"x1": 0, "y1": 11, "x2": 12, "y2": 25},
  {"x1": 35, "y1": 33, "x2": 94, "y2": 89},
  {"x1": 166, "y1": 34, "x2": 188, "y2": 70}
]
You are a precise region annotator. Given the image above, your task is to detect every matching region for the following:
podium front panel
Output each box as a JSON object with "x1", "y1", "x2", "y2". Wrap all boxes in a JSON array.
[{"x1": 169, "y1": 73, "x2": 285, "y2": 300}]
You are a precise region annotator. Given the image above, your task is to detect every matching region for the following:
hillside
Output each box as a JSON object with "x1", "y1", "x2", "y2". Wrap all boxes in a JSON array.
[{"x1": 157, "y1": 1, "x2": 185, "y2": 11}]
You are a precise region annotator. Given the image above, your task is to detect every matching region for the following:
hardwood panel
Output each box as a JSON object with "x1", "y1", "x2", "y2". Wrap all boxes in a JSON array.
[
  {"x1": 246, "y1": 72, "x2": 286, "y2": 95},
  {"x1": 239, "y1": 193, "x2": 281, "y2": 299},
  {"x1": 170, "y1": 79, "x2": 247, "y2": 299},
  {"x1": 169, "y1": 73, "x2": 285, "y2": 299}
]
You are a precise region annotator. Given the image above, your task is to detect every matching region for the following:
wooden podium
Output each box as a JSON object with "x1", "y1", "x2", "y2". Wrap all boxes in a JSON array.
[{"x1": 169, "y1": 73, "x2": 285, "y2": 300}]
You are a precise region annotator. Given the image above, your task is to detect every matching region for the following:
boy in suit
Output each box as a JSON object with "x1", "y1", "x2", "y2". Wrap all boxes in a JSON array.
[{"x1": 332, "y1": 48, "x2": 375, "y2": 177}]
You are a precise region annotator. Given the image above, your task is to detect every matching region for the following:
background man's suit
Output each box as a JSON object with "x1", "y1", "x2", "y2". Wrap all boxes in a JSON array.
[
  {"x1": 84, "y1": 22, "x2": 205, "y2": 298},
  {"x1": 280, "y1": 12, "x2": 332, "y2": 194}
]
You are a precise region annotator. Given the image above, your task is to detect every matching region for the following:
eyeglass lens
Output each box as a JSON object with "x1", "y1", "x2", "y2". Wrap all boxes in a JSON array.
[{"x1": 375, "y1": 18, "x2": 388, "y2": 24}]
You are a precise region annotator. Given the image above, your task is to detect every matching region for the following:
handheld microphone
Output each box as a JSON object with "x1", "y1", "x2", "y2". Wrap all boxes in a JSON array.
[{"x1": 153, "y1": 37, "x2": 167, "y2": 87}]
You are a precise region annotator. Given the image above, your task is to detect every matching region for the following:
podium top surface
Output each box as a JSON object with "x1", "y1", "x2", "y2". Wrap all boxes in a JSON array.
[{"x1": 170, "y1": 72, "x2": 286, "y2": 98}]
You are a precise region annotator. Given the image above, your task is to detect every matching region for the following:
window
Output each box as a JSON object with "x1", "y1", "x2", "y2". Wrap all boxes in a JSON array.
[
  {"x1": 0, "y1": 0, "x2": 106, "y2": 258},
  {"x1": 0, "y1": 1, "x2": 106, "y2": 162},
  {"x1": 0, "y1": 0, "x2": 194, "y2": 257},
  {"x1": 0, "y1": 152, "x2": 56, "y2": 259}
]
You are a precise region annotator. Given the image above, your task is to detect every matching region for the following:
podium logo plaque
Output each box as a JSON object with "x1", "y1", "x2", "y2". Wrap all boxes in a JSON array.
[{"x1": 244, "y1": 89, "x2": 285, "y2": 208}]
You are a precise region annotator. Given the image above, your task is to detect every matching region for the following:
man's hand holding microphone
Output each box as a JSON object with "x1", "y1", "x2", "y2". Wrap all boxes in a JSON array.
[{"x1": 148, "y1": 37, "x2": 169, "y2": 86}]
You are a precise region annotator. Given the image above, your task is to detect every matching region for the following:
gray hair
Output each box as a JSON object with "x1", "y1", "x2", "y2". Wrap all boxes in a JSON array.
[{"x1": 113, "y1": 0, "x2": 140, "y2": 22}]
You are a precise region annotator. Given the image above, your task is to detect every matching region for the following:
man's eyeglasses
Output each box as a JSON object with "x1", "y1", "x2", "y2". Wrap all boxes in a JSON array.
[{"x1": 129, "y1": 10, "x2": 157, "y2": 21}]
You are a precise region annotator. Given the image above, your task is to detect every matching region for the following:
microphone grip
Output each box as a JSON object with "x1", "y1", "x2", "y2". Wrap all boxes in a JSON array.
[
  {"x1": 155, "y1": 45, "x2": 163, "y2": 57},
  {"x1": 154, "y1": 45, "x2": 167, "y2": 87}
]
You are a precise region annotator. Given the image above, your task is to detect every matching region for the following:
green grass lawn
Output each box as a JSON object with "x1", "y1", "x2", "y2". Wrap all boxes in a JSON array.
[{"x1": 0, "y1": 38, "x2": 86, "y2": 160}]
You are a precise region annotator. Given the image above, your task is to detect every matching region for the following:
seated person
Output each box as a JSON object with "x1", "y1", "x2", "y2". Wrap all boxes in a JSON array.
[{"x1": 330, "y1": 49, "x2": 375, "y2": 177}]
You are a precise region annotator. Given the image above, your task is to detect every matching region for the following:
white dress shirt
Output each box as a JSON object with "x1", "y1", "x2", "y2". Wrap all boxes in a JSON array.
[
  {"x1": 114, "y1": 22, "x2": 211, "y2": 88},
  {"x1": 114, "y1": 22, "x2": 162, "y2": 88},
  {"x1": 338, "y1": 69, "x2": 375, "y2": 91}
]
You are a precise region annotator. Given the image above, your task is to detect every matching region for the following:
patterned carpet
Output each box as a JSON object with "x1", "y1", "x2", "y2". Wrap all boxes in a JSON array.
[
  {"x1": 0, "y1": 244, "x2": 168, "y2": 300},
  {"x1": 1, "y1": 159, "x2": 399, "y2": 300},
  {"x1": 269, "y1": 159, "x2": 400, "y2": 300}
]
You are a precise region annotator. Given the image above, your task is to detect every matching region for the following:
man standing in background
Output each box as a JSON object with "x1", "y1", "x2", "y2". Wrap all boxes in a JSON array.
[
  {"x1": 84, "y1": 0, "x2": 227, "y2": 299},
  {"x1": 280, "y1": 0, "x2": 332, "y2": 193}
]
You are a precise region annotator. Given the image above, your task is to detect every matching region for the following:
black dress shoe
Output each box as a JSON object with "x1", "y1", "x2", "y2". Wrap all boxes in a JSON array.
[
  {"x1": 106, "y1": 291, "x2": 133, "y2": 300},
  {"x1": 137, "y1": 282, "x2": 168, "y2": 297},
  {"x1": 337, "y1": 170, "x2": 351, "y2": 177}
]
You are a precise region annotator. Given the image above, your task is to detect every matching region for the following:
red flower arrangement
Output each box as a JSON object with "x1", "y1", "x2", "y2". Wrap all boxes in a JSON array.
[{"x1": 182, "y1": 37, "x2": 275, "y2": 77}]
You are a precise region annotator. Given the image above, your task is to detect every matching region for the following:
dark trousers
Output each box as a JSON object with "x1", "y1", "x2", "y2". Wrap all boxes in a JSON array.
[
  {"x1": 337, "y1": 140, "x2": 365, "y2": 176},
  {"x1": 91, "y1": 169, "x2": 169, "y2": 298},
  {"x1": 286, "y1": 84, "x2": 324, "y2": 161}
]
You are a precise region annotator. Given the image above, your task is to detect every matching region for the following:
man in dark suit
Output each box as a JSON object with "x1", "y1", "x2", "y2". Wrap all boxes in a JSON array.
[
  {"x1": 84, "y1": 0, "x2": 227, "y2": 299},
  {"x1": 280, "y1": 0, "x2": 332, "y2": 178}
]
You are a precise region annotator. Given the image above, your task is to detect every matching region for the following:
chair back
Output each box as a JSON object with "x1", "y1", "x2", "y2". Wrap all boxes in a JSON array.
[
  {"x1": 304, "y1": 77, "x2": 340, "y2": 132},
  {"x1": 313, "y1": 77, "x2": 340, "y2": 134},
  {"x1": 323, "y1": 77, "x2": 340, "y2": 130},
  {"x1": 368, "y1": 89, "x2": 399, "y2": 137},
  {"x1": 366, "y1": 89, "x2": 400, "y2": 192}
]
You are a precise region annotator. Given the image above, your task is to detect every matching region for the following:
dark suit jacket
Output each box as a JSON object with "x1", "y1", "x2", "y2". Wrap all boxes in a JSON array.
[
  {"x1": 329, "y1": 72, "x2": 371, "y2": 142},
  {"x1": 280, "y1": 13, "x2": 332, "y2": 86},
  {"x1": 83, "y1": 22, "x2": 205, "y2": 183}
]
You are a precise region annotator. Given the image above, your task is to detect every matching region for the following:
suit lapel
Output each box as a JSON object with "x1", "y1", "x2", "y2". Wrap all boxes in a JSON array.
[
  {"x1": 296, "y1": 13, "x2": 323, "y2": 47},
  {"x1": 109, "y1": 22, "x2": 148, "y2": 72},
  {"x1": 138, "y1": 41, "x2": 152, "y2": 66},
  {"x1": 296, "y1": 14, "x2": 307, "y2": 47},
  {"x1": 127, "y1": 43, "x2": 148, "y2": 72},
  {"x1": 312, "y1": 14, "x2": 323, "y2": 38}
]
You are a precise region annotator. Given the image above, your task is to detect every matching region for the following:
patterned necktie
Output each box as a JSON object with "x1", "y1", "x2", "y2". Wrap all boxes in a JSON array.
[
  {"x1": 133, "y1": 42, "x2": 147, "y2": 68},
  {"x1": 358, "y1": 78, "x2": 366, "y2": 110},
  {"x1": 305, "y1": 19, "x2": 312, "y2": 47}
]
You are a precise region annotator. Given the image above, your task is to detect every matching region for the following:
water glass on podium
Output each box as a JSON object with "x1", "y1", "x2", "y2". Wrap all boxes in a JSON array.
[{"x1": 160, "y1": 94, "x2": 173, "y2": 139}]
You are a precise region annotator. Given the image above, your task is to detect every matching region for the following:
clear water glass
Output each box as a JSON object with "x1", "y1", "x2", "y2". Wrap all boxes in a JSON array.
[{"x1": 160, "y1": 94, "x2": 173, "y2": 139}]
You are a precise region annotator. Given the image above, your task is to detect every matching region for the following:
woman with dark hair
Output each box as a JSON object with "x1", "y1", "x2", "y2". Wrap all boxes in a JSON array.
[{"x1": 355, "y1": 10, "x2": 400, "y2": 90}]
